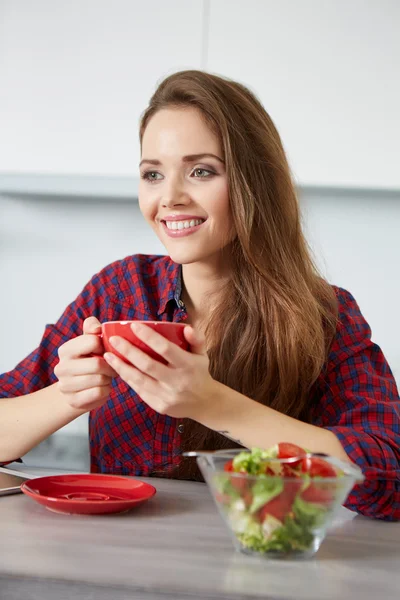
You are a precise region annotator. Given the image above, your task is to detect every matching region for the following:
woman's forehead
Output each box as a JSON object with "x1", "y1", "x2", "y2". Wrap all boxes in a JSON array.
[{"x1": 141, "y1": 107, "x2": 222, "y2": 159}]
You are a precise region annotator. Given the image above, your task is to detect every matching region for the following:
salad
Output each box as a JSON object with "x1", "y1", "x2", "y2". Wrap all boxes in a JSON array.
[{"x1": 213, "y1": 443, "x2": 343, "y2": 555}]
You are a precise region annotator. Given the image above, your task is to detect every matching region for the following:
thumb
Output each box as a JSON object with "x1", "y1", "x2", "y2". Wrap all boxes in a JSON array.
[
  {"x1": 83, "y1": 316, "x2": 102, "y2": 335},
  {"x1": 184, "y1": 325, "x2": 206, "y2": 355}
]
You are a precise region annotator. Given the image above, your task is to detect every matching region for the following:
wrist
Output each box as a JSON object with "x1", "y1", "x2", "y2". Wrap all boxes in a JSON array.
[
  {"x1": 192, "y1": 380, "x2": 250, "y2": 432},
  {"x1": 54, "y1": 382, "x2": 89, "y2": 418}
]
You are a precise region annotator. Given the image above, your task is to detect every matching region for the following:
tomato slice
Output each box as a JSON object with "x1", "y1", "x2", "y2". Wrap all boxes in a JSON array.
[
  {"x1": 242, "y1": 489, "x2": 253, "y2": 508},
  {"x1": 230, "y1": 475, "x2": 248, "y2": 492},
  {"x1": 301, "y1": 456, "x2": 337, "y2": 478},
  {"x1": 282, "y1": 464, "x2": 302, "y2": 477},
  {"x1": 301, "y1": 482, "x2": 334, "y2": 505},
  {"x1": 223, "y1": 459, "x2": 249, "y2": 491},
  {"x1": 278, "y1": 442, "x2": 306, "y2": 459},
  {"x1": 259, "y1": 492, "x2": 292, "y2": 522},
  {"x1": 259, "y1": 494, "x2": 288, "y2": 522},
  {"x1": 285, "y1": 479, "x2": 303, "y2": 499},
  {"x1": 258, "y1": 480, "x2": 301, "y2": 522},
  {"x1": 223, "y1": 459, "x2": 234, "y2": 472},
  {"x1": 278, "y1": 442, "x2": 307, "y2": 470},
  {"x1": 264, "y1": 466, "x2": 276, "y2": 476}
]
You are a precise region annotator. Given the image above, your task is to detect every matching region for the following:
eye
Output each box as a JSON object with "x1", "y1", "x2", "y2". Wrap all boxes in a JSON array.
[
  {"x1": 192, "y1": 168, "x2": 215, "y2": 178},
  {"x1": 141, "y1": 170, "x2": 163, "y2": 182}
]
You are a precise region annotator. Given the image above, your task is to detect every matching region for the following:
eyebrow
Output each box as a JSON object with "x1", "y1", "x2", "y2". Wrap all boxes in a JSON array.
[{"x1": 139, "y1": 153, "x2": 225, "y2": 167}]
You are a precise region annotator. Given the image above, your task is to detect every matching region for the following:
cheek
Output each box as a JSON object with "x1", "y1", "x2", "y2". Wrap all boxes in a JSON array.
[
  {"x1": 213, "y1": 188, "x2": 232, "y2": 227},
  {"x1": 217, "y1": 192, "x2": 236, "y2": 240},
  {"x1": 207, "y1": 194, "x2": 235, "y2": 242},
  {"x1": 206, "y1": 179, "x2": 230, "y2": 214},
  {"x1": 138, "y1": 195, "x2": 157, "y2": 225}
]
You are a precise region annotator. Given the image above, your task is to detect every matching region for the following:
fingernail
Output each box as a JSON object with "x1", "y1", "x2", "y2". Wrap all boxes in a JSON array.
[
  {"x1": 110, "y1": 336, "x2": 120, "y2": 348},
  {"x1": 104, "y1": 352, "x2": 116, "y2": 364}
]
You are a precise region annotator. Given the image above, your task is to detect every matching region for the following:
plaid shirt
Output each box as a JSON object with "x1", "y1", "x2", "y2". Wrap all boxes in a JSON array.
[{"x1": 1, "y1": 254, "x2": 399, "y2": 520}]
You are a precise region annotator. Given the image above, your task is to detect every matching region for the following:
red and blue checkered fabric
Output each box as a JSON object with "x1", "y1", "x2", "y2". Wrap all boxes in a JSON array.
[{"x1": 1, "y1": 254, "x2": 399, "y2": 520}]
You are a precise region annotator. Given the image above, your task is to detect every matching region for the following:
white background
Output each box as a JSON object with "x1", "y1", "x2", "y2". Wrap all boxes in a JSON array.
[{"x1": 0, "y1": 0, "x2": 399, "y2": 188}]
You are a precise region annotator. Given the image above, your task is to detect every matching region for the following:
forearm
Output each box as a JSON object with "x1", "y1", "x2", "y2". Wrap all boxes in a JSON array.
[
  {"x1": 0, "y1": 382, "x2": 86, "y2": 462},
  {"x1": 196, "y1": 381, "x2": 351, "y2": 463}
]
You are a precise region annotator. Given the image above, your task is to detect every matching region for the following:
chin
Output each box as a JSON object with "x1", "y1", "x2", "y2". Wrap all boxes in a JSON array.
[{"x1": 166, "y1": 248, "x2": 211, "y2": 265}]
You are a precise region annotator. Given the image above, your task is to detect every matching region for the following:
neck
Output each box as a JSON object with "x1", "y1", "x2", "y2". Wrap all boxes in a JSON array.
[{"x1": 181, "y1": 256, "x2": 231, "y2": 325}]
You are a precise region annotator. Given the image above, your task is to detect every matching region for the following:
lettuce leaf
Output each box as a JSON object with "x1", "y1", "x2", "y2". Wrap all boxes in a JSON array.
[
  {"x1": 249, "y1": 477, "x2": 284, "y2": 514},
  {"x1": 293, "y1": 495, "x2": 327, "y2": 528},
  {"x1": 212, "y1": 473, "x2": 241, "y2": 500},
  {"x1": 232, "y1": 446, "x2": 279, "y2": 475},
  {"x1": 237, "y1": 514, "x2": 316, "y2": 554}
]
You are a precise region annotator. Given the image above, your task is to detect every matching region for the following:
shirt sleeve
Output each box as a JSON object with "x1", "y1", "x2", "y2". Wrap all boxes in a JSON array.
[
  {"x1": 0, "y1": 263, "x2": 119, "y2": 465},
  {"x1": 312, "y1": 287, "x2": 400, "y2": 521}
]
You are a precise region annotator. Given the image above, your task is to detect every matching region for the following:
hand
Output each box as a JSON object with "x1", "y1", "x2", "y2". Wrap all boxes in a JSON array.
[
  {"x1": 103, "y1": 323, "x2": 217, "y2": 420},
  {"x1": 54, "y1": 317, "x2": 118, "y2": 411}
]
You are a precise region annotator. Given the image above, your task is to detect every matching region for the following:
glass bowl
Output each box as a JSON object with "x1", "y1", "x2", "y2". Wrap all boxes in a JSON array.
[{"x1": 184, "y1": 449, "x2": 364, "y2": 559}]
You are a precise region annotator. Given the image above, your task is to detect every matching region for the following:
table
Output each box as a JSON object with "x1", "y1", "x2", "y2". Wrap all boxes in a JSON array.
[{"x1": 1, "y1": 466, "x2": 399, "y2": 600}]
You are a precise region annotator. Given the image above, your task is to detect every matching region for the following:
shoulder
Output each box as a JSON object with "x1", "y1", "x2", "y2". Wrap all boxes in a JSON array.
[
  {"x1": 331, "y1": 285, "x2": 371, "y2": 337},
  {"x1": 87, "y1": 254, "x2": 171, "y2": 300},
  {"x1": 328, "y1": 286, "x2": 372, "y2": 362}
]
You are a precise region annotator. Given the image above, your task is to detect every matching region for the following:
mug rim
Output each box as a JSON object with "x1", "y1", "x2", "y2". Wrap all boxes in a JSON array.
[{"x1": 101, "y1": 320, "x2": 186, "y2": 326}]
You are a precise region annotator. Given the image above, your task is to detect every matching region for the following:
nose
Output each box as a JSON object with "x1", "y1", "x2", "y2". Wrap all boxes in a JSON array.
[{"x1": 161, "y1": 175, "x2": 190, "y2": 208}]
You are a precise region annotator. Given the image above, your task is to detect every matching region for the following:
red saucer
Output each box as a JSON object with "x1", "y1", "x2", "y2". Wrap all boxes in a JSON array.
[{"x1": 20, "y1": 473, "x2": 156, "y2": 515}]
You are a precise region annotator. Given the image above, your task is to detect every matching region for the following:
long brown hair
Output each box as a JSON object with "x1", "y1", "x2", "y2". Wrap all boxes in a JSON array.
[{"x1": 139, "y1": 71, "x2": 338, "y2": 480}]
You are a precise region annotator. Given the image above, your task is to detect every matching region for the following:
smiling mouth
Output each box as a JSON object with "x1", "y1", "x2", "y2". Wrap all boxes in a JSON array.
[
  {"x1": 162, "y1": 218, "x2": 206, "y2": 231},
  {"x1": 160, "y1": 218, "x2": 207, "y2": 237}
]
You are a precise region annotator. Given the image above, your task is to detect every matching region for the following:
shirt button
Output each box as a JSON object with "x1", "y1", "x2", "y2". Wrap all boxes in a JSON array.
[
  {"x1": 178, "y1": 300, "x2": 185, "y2": 308},
  {"x1": 177, "y1": 424, "x2": 184, "y2": 433}
]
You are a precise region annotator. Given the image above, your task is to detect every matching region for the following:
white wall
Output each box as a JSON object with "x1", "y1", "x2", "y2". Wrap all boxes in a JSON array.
[
  {"x1": 1, "y1": 0, "x2": 399, "y2": 188},
  {"x1": 0, "y1": 195, "x2": 165, "y2": 435},
  {"x1": 301, "y1": 190, "x2": 400, "y2": 381},
  {"x1": 0, "y1": 0, "x2": 204, "y2": 175},
  {"x1": 207, "y1": 0, "x2": 400, "y2": 189}
]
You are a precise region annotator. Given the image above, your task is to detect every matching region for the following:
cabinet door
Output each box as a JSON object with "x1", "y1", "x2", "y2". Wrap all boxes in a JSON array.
[
  {"x1": 0, "y1": 0, "x2": 203, "y2": 175},
  {"x1": 207, "y1": 0, "x2": 400, "y2": 189}
]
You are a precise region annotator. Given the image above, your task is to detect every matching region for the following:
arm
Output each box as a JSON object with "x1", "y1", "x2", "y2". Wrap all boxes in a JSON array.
[
  {"x1": 0, "y1": 383, "x2": 86, "y2": 462},
  {"x1": 311, "y1": 288, "x2": 400, "y2": 521},
  {"x1": 196, "y1": 288, "x2": 400, "y2": 521},
  {"x1": 0, "y1": 262, "x2": 120, "y2": 463},
  {"x1": 197, "y1": 384, "x2": 350, "y2": 459}
]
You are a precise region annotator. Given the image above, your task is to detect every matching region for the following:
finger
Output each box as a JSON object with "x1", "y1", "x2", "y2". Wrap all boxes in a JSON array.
[
  {"x1": 58, "y1": 334, "x2": 105, "y2": 360},
  {"x1": 58, "y1": 374, "x2": 112, "y2": 394},
  {"x1": 107, "y1": 337, "x2": 170, "y2": 380},
  {"x1": 104, "y1": 353, "x2": 163, "y2": 402},
  {"x1": 66, "y1": 385, "x2": 111, "y2": 410},
  {"x1": 104, "y1": 352, "x2": 146, "y2": 387},
  {"x1": 104, "y1": 351, "x2": 162, "y2": 396},
  {"x1": 83, "y1": 316, "x2": 102, "y2": 335},
  {"x1": 128, "y1": 323, "x2": 185, "y2": 366},
  {"x1": 56, "y1": 356, "x2": 118, "y2": 378},
  {"x1": 183, "y1": 326, "x2": 206, "y2": 355}
]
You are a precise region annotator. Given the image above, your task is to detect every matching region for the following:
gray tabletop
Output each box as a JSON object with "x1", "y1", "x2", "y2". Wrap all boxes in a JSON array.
[{"x1": 0, "y1": 466, "x2": 399, "y2": 600}]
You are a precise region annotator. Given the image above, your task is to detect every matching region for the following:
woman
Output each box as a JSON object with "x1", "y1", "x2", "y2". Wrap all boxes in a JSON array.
[{"x1": 0, "y1": 71, "x2": 399, "y2": 520}]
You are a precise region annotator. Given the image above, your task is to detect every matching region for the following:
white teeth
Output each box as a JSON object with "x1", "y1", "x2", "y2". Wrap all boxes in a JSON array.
[{"x1": 165, "y1": 219, "x2": 204, "y2": 230}]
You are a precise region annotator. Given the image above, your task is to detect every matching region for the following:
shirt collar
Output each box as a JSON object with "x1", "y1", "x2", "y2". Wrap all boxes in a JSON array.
[{"x1": 157, "y1": 257, "x2": 183, "y2": 316}]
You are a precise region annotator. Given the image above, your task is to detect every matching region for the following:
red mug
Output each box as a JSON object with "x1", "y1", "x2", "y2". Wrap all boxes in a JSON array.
[{"x1": 101, "y1": 321, "x2": 189, "y2": 365}]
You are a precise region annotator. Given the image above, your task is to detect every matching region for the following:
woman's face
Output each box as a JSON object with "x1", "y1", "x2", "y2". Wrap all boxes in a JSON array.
[{"x1": 138, "y1": 107, "x2": 235, "y2": 266}]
